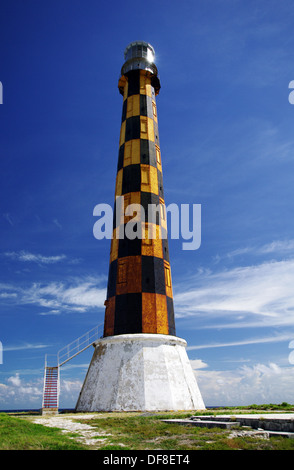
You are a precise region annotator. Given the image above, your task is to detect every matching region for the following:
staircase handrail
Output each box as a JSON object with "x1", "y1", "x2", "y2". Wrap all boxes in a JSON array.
[{"x1": 57, "y1": 323, "x2": 103, "y2": 366}]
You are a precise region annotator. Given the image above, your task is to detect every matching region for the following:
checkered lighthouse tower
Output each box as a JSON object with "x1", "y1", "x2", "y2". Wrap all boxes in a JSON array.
[{"x1": 76, "y1": 42, "x2": 205, "y2": 411}]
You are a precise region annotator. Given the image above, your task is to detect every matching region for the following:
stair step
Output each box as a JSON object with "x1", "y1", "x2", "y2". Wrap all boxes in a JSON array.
[
  {"x1": 42, "y1": 366, "x2": 59, "y2": 411},
  {"x1": 42, "y1": 324, "x2": 103, "y2": 414}
]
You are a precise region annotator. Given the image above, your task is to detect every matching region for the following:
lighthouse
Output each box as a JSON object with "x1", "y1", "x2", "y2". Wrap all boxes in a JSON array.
[{"x1": 76, "y1": 42, "x2": 205, "y2": 411}]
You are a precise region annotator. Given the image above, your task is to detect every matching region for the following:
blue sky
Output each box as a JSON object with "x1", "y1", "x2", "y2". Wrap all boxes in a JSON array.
[{"x1": 1, "y1": 0, "x2": 294, "y2": 409}]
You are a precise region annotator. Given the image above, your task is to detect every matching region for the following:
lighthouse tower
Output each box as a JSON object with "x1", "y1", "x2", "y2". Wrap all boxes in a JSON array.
[{"x1": 76, "y1": 42, "x2": 205, "y2": 411}]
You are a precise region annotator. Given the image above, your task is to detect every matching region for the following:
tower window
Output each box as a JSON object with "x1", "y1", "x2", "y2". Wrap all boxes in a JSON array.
[
  {"x1": 117, "y1": 260, "x2": 127, "y2": 284},
  {"x1": 160, "y1": 203, "x2": 166, "y2": 221},
  {"x1": 155, "y1": 146, "x2": 161, "y2": 164},
  {"x1": 124, "y1": 142, "x2": 132, "y2": 165},
  {"x1": 141, "y1": 117, "x2": 148, "y2": 136},
  {"x1": 165, "y1": 265, "x2": 171, "y2": 287},
  {"x1": 141, "y1": 166, "x2": 150, "y2": 185},
  {"x1": 142, "y1": 224, "x2": 152, "y2": 245},
  {"x1": 124, "y1": 194, "x2": 131, "y2": 222}
]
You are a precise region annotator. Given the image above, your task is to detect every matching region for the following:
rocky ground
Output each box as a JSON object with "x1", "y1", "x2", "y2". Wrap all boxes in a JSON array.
[{"x1": 33, "y1": 413, "x2": 111, "y2": 447}]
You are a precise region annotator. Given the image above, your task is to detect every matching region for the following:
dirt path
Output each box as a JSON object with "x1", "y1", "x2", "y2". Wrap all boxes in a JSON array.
[{"x1": 32, "y1": 413, "x2": 111, "y2": 448}]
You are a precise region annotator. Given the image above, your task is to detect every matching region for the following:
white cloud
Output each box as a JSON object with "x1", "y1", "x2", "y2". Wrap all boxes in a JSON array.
[
  {"x1": 260, "y1": 240, "x2": 294, "y2": 254},
  {"x1": 0, "y1": 373, "x2": 83, "y2": 409},
  {"x1": 4, "y1": 251, "x2": 67, "y2": 264},
  {"x1": 215, "y1": 239, "x2": 294, "y2": 263},
  {"x1": 26, "y1": 278, "x2": 106, "y2": 313},
  {"x1": 58, "y1": 281, "x2": 106, "y2": 308},
  {"x1": 0, "y1": 276, "x2": 107, "y2": 315},
  {"x1": 174, "y1": 258, "x2": 294, "y2": 328},
  {"x1": 0, "y1": 292, "x2": 17, "y2": 299},
  {"x1": 38, "y1": 309, "x2": 61, "y2": 316},
  {"x1": 195, "y1": 362, "x2": 294, "y2": 407},
  {"x1": 3, "y1": 343, "x2": 49, "y2": 352},
  {"x1": 187, "y1": 334, "x2": 293, "y2": 351},
  {"x1": 7, "y1": 373, "x2": 21, "y2": 387},
  {"x1": 0, "y1": 374, "x2": 43, "y2": 408},
  {"x1": 61, "y1": 379, "x2": 83, "y2": 393},
  {"x1": 189, "y1": 359, "x2": 208, "y2": 370}
]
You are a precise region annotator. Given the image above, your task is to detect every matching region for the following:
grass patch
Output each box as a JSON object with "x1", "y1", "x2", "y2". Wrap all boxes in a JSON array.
[
  {"x1": 0, "y1": 413, "x2": 87, "y2": 450},
  {"x1": 208, "y1": 402, "x2": 294, "y2": 413},
  {"x1": 2, "y1": 406, "x2": 294, "y2": 450},
  {"x1": 76, "y1": 412, "x2": 294, "y2": 451}
]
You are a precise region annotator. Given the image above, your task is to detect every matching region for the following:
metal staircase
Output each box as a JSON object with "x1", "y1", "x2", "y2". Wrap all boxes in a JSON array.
[
  {"x1": 41, "y1": 323, "x2": 103, "y2": 414},
  {"x1": 42, "y1": 363, "x2": 59, "y2": 412}
]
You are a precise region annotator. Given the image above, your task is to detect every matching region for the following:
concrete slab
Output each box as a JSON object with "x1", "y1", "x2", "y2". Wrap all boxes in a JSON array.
[
  {"x1": 162, "y1": 419, "x2": 240, "y2": 429},
  {"x1": 163, "y1": 413, "x2": 294, "y2": 437},
  {"x1": 191, "y1": 413, "x2": 294, "y2": 433}
]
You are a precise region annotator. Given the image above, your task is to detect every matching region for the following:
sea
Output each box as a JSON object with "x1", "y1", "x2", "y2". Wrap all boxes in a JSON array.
[{"x1": 1, "y1": 406, "x2": 218, "y2": 414}]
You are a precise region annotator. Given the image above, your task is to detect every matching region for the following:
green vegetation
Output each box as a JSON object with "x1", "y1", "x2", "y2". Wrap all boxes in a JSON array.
[
  {"x1": 77, "y1": 412, "x2": 294, "y2": 451},
  {"x1": 214, "y1": 402, "x2": 294, "y2": 412},
  {"x1": 0, "y1": 413, "x2": 87, "y2": 450},
  {"x1": 1, "y1": 405, "x2": 294, "y2": 450}
]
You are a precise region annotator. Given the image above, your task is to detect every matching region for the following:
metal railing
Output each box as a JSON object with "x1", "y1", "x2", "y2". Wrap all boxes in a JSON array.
[
  {"x1": 42, "y1": 324, "x2": 103, "y2": 412},
  {"x1": 44, "y1": 353, "x2": 58, "y2": 368},
  {"x1": 57, "y1": 323, "x2": 103, "y2": 366}
]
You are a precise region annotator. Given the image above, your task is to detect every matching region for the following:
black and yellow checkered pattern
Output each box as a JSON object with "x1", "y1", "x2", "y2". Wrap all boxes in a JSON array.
[{"x1": 103, "y1": 69, "x2": 176, "y2": 337}]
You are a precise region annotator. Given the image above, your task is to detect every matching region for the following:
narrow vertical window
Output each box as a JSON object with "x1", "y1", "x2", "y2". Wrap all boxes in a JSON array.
[
  {"x1": 141, "y1": 167, "x2": 150, "y2": 185},
  {"x1": 119, "y1": 121, "x2": 126, "y2": 147},
  {"x1": 165, "y1": 265, "x2": 171, "y2": 287},
  {"x1": 126, "y1": 96, "x2": 133, "y2": 119},
  {"x1": 155, "y1": 145, "x2": 161, "y2": 164},
  {"x1": 152, "y1": 101, "x2": 157, "y2": 119},
  {"x1": 140, "y1": 117, "x2": 148, "y2": 137},
  {"x1": 117, "y1": 260, "x2": 127, "y2": 284},
  {"x1": 140, "y1": 74, "x2": 146, "y2": 93},
  {"x1": 124, "y1": 194, "x2": 131, "y2": 222},
  {"x1": 124, "y1": 141, "x2": 132, "y2": 166},
  {"x1": 160, "y1": 202, "x2": 166, "y2": 221},
  {"x1": 142, "y1": 223, "x2": 152, "y2": 245}
]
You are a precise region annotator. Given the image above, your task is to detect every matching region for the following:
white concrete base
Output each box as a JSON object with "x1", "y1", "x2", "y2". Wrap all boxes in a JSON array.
[{"x1": 75, "y1": 334, "x2": 205, "y2": 412}]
